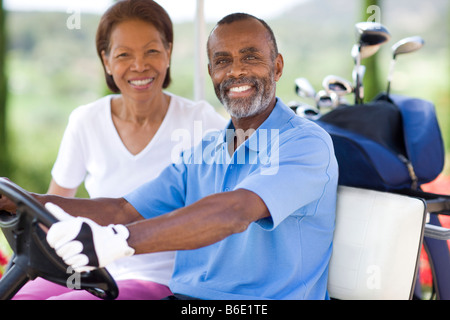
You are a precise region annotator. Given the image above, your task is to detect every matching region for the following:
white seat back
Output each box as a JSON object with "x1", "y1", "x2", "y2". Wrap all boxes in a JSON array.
[{"x1": 328, "y1": 186, "x2": 426, "y2": 300}]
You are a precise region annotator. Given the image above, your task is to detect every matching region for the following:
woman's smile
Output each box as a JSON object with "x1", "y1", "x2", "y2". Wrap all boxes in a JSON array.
[{"x1": 128, "y1": 77, "x2": 155, "y2": 90}]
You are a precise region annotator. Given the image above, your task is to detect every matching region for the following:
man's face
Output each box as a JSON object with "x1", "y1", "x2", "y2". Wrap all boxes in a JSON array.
[{"x1": 208, "y1": 19, "x2": 283, "y2": 119}]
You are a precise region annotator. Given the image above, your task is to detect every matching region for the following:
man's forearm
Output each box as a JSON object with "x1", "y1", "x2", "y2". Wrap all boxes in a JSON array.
[
  {"x1": 126, "y1": 189, "x2": 270, "y2": 254},
  {"x1": 32, "y1": 193, "x2": 142, "y2": 226}
]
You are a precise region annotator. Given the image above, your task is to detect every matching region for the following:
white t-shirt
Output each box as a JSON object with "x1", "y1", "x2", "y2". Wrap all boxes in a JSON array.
[{"x1": 51, "y1": 92, "x2": 227, "y2": 284}]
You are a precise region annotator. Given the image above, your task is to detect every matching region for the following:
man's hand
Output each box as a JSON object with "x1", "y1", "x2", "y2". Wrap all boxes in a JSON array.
[
  {"x1": 0, "y1": 177, "x2": 17, "y2": 213},
  {"x1": 0, "y1": 194, "x2": 16, "y2": 214},
  {"x1": 45, "y1": 203, "x2": 135, "y2": 273}
]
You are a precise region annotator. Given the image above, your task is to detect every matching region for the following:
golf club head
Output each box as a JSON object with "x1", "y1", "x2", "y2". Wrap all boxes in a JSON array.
[
  {"x1": 322, "y1": 75, "x2": 354, "y2": 96},
  {"x1": 355, "y1": 22, "x2": 391, "y2": 47},
  {"x1": 296, "y1": 105, "x2": 321, "y2": 120},
  {"x1": 351, "y1": 43, "x2": 381, "y2": 61},
  {"x1": 392, "y1": 36, "x2": 425, "y2": 59},
  {"x1": 288, "y1": 101, "x2": 321, "y2": 120},
  {"x1": 295, "y1": 77, "x2": 316, "y2": 98},
  {"x1": 315, "y1": 90, "x2": 339, "y2": 110}
]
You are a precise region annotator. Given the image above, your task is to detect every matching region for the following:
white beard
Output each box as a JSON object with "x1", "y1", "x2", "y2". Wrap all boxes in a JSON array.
[{"x1": 217, "y1": 75, "x2": 276, "y2": 119}]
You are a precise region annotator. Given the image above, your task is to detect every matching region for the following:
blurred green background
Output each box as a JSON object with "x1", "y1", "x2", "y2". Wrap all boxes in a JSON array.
[{"x1": 0, "y1": 0, "x2": 449, "y2": 196}]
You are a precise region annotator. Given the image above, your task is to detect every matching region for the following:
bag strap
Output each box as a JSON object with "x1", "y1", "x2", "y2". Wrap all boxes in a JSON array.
[{"x1": 398, "y1": 155, "x2": 418, "y2": 190}]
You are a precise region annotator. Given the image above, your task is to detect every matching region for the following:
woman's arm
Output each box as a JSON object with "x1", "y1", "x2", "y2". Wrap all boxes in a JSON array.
[{"x1": 47, "y1": 179, "x2": 78, "y2": 198}]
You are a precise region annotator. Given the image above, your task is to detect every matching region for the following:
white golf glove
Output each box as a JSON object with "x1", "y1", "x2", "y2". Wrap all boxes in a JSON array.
[{"x1": 45, "y1": 202, "x2": 135, "y2": 273}]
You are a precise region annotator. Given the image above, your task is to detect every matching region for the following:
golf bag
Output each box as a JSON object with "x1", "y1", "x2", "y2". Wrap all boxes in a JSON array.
[
  {"x1": 289, "y1": 20, "x2": 450, "y2": 300},
  {"x1": 314, "y1": 93, "x2": 445, "y2": 192}
]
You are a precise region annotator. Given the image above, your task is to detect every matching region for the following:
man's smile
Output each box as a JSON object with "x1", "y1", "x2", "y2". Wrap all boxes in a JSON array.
[
  {"x1": 227, "y1": 84, "x2": 254, "y2": 98},
  {"x1": 229, "y1": 85, "x2": 252, "y2": 93}
]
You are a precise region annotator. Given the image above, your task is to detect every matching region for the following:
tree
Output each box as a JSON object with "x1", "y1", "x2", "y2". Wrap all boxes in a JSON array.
[{"x1": 0, "y1": 0, "x2": 9, "y2": 176}]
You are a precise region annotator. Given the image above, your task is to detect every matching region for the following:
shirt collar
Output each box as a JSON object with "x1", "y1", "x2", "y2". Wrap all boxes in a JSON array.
[{"x1": 215, "y1": 98, "x2": 293, "y2": 152}]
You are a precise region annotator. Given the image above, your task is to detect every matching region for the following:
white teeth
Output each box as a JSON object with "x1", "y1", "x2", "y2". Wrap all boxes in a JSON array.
[
  {"x1": 129, "y1": 78, "x2": 153, "y2": 86},
  {"x1": 229, "y1": 85, "x2": 251, "y2": 93}
]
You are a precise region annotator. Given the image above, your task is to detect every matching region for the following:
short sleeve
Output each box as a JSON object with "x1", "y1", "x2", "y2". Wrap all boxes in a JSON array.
[
  {"x1": 124, "y1": 159, "x2": 187, "y2": 219},
  {"x1": 51, "y1": 110, "x2": 87, "y2": 189},
  {"x1": 235, "y1": 129, "x2": 336, "y2": 230}
]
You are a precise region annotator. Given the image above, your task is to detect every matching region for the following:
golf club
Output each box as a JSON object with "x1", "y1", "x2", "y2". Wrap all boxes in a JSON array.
[
  {"x1": 386, "y1": 36, "x2": 425, "y2": 97},
  {"x1": 353, "y1": 22, "x2": 391, "y2": 104}
]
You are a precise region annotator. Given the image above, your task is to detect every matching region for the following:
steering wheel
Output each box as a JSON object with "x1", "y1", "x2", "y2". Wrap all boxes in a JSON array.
[{"x1": 0, "y1": 178, "x2": 118, "y2": 300}]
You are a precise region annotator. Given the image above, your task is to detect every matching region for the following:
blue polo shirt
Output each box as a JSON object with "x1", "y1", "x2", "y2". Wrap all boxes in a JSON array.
[{"x1": 125, "y1": 99, "x2": 338, "y2": 300}]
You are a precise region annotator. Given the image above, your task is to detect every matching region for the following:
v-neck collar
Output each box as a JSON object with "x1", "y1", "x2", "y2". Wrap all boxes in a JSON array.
[{"x1": 106, "y1": 94, "x2": 174, "y2": 160}]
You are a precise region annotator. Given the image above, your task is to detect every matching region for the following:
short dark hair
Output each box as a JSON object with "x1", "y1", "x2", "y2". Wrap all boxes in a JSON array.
[
  {"x1": 96, "y1": 0, "x2": 173, "y2": 92},
  {"x1": 208, "y1": 13, "x2": 279, "y2": 60}
]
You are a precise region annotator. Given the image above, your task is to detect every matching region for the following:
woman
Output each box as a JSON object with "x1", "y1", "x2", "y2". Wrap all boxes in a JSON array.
[{"x1": 13, "y1": 0, "x2": 226, "y2": 300}]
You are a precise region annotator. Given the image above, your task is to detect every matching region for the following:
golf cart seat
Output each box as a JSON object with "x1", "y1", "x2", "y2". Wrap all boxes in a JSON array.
[{"x1": 327, "y1": 186, "x2": 427, "y2": 300}]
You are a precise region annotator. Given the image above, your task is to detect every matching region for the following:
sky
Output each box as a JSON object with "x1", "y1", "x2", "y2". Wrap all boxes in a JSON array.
[{"x1": 3, "y1": 0, "x2": 308, "y2": 22}]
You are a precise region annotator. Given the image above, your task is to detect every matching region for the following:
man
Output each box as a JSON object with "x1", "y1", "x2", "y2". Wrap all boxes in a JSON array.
[{"x1": 3, "y1": 13, "x2": 338, "y2": 300}]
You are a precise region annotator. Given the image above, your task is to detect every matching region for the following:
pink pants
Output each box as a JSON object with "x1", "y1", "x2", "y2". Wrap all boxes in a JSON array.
[{"x1": 12, "y1": 277, "x2": 172, "y2": 300}]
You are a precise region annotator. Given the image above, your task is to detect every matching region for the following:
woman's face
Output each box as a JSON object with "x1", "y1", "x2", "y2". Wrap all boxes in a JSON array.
[{"x1": 102, "y1": 19, "x2": 172, "y2": 102}]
